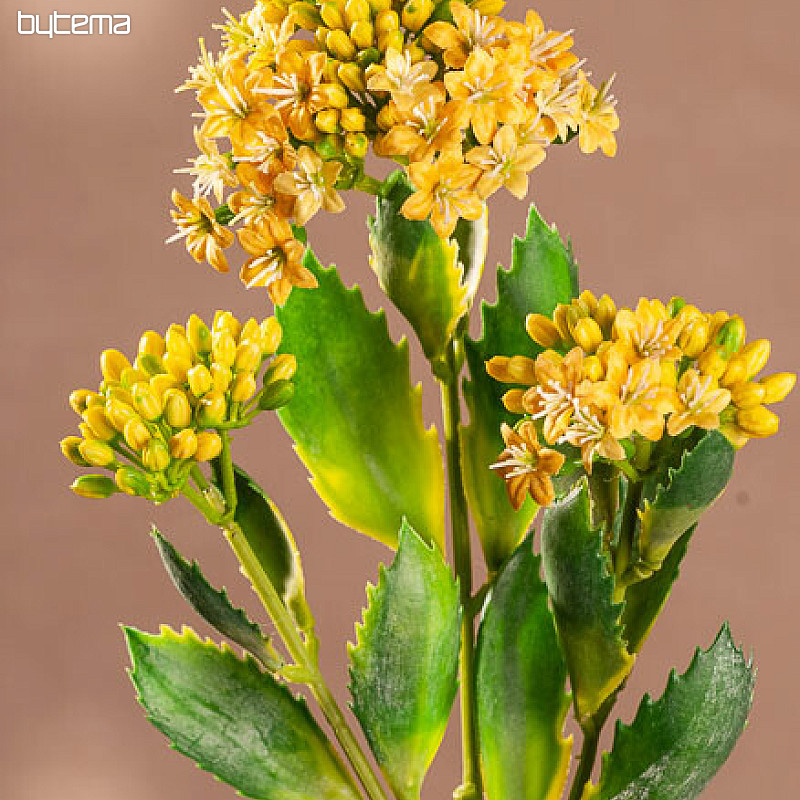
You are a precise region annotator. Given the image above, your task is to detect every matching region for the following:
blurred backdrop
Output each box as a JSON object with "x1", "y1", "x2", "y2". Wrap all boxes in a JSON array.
[{"x1": 2, "y1": 0, "x2": 799, "y2": 797}]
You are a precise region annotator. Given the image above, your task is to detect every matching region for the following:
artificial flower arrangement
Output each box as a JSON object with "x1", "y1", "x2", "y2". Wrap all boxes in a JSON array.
[{"x1": 61, "y1": 2, "x2": 795, "y2": 800}]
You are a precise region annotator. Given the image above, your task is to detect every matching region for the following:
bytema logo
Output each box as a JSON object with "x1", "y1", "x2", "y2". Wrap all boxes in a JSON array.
[{"x1": 18, "y1": 10, "x2": 131, "y2": 36}]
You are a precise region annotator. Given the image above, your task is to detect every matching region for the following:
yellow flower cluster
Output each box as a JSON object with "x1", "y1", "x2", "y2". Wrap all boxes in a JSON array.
[
  {"x1": 171, "y1": 0, "x2": 618, "y2": 298},
  {"x1": 488, "y1": 293, "x2": 795, "y2": 508},
  {"x1": 61, "y1": 312, "x2": 295, "y2": 502}
]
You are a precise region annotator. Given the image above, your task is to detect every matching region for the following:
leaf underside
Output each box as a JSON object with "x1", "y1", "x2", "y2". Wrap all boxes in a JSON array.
[
  {"x1": 585, "y1": 623, "x2": 755, "y2": 800},
  {"x1": 461, "y1": 205, "x2": 578, "y2": 571},
  {"x1": 348, "y1": 521, "x2": 461, "y2": 800},
  {"x1": 277, "y1": 248, "x2": 445, "y2": 550},
  {"x1": 124, "y1": 625, "x2": 359, "y2": 800},
  {"x1": 541, "y1": 480, "x2": 634, "y2": 721},
  {"x1": 476, "y1": 535, "x2": 572, "y2": 800}
]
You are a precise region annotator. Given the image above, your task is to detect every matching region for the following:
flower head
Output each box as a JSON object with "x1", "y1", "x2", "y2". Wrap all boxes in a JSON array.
[
  {"x1": 167, "y1": 190, "x2": 234, "y2": 273},
  {"x1": 62, "y1": 312, "x2": 292, "y2": 503}
]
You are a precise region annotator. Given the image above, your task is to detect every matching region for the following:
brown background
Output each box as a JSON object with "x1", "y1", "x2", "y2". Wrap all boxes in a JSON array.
[{"x1": 2, "y1": 0, "x2": 798, "y2": 797}]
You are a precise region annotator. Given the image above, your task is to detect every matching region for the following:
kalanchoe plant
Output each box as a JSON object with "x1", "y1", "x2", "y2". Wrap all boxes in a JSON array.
[{"x1": 61, "y1": 2, "x2": 796, "y2": 800}]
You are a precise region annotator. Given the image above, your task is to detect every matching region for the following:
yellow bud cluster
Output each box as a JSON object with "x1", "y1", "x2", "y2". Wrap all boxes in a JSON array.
[
  {"x1": 171, "y1": 0, "x2": 620, "y2": 289},
  {"x1": 487, "y1": 294, "x2": 794, "y2": 505},
  {"x1": 62, "y1": 312, "x2": 294, "y2": 502}
]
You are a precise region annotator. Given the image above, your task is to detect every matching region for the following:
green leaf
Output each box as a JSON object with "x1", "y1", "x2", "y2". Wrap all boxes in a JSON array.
[
  {"x1": 215, "y1": 463, "x2": 312, "y2": 631},
  {"x1": 276, "y1": 248, "x2": 445, "y2": 550},
  {"x1": 461, "y1": 205, "x2": 578, "y2": 571},
  {"x1": 476, "y1": 536, "x2": 572, "y2": 800},
  {"x1": 348, "y1": 521, "x2": 461, "y2": 800},
  {"x1": 584, "y1": 624, "x2": 755, "y2": 800},
  {"x1": 124, "y1": 626, "x2": 360, "y2": 800},
  {"x1": 541, "y1": 480, "x2": 634, "y2": 722},
  {"x1": 637, "y1": 430, "x2": 735, "y2": 571},
  {"x1": 622, "y1": 525, "x2": 695, "y2": 654},
  {"x1": 152, "y1": 527, "x2": 280, "y2": 670},
  {"x1": 368, "y1": 170, "x2": 487, "y2": 360}
]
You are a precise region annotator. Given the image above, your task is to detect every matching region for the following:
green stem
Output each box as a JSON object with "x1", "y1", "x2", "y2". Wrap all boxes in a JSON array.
[
  {"x1": 218, "y1": 430, "x2": 237, "y2": 515},
  {"x1": 567, "y1": 694, "x2": 618, "y2": 800},
  {"x1": 439, "y1": 338, "x2": 481, "y2": 800},
  {"x1": 354, "y1": 174, "x2": 383, "y2": 196}
]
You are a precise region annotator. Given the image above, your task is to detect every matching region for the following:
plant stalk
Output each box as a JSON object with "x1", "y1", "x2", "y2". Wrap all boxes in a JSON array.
[
  {"x1": 567, "y1": 696, "x2": 617, "y2": 800},
  {"x1": 439, "y1": 337, "x2": 482, "y2": 800}
]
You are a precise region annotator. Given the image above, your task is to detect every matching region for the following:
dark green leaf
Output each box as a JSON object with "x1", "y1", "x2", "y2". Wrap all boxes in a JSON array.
[
  {"x1": 476, "y1": 536, "x2": 572, "y2": 800},
  {"x1": 541, "y1": 480, "x2": 634, "y2": 722},
  {"x1": 585, "y1": 624, "x2": 754, "y2": 800},
  {"x1": 622, "y1": 525, "x2": 695, "y2": 654},
  {"x1": 637, "y1": 431, "x2": 735, "y2": 571},
  {"x1": 368, "y1": 170, "x2": 487, "y2": 360},
  {"x1": 124, "y1": 626, "x2": 359, "y2": 800},
  {"x1": 277, "y1": 249, "x2": 445, "y2": 550},
  {"x1": 461, "y1": 205, "x2": 578, "y2": 571},
  {"x1": 215, "y1": 463, "x2": 312, "y2": 631},
  {"x1": 349, "y1": 521, "x2": 461, "y2": 800},
  {"x1": 151, "y1": 527, "x2": 279, "y2": 670}
]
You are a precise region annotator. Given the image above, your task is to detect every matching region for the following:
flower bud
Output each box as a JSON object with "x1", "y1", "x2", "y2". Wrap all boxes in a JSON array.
[
  {"x1": 83, "y1": 407, "x2": 116, "y2": 441},
  {"x1": 138, "y1": 331, "x2": 165, "y2": 358},
  {"x1": 71, "y1": 474, "x2": 118, "y2": 499},
  {"x1": 239, "y1": 318, "x2": 261, "y2": 345},
  {"x1": 328, "y1": 29, "x2": 356, "y2": 60},
  {"x1": 132, "y1": 383, "x2": 163, "y2": 421},
  {"x1": 163, "y1": 352, "x2": 193, "y2": 383},
  {"x1": 402, "y1": 0, "x2": 434, "y2": 32},
  {"x1": 740, "y1": 339, "x2": 771, "y2": 380},
  {"x1": 166, "y1": 325, "x2": 195, "y2": 363},
  {"x1": 187, "y1": 364, "x2": 213, "y2": 397},
  {"x1": 120, "y1": 367, "x2": 148, "y2": 388},
  {"x1": 345, "y1": 132, "x2": 369, "y2": 158},
  {"x1": 350, "y1": 20, "x2": 374, "y2": 49},
  {"x1": 264, "y1": 354, "x2": 298, "y2": 383},
  {"x1": 61, "y1": 436, "x2": 89, "y2": 466},
  {"x1": 578, "y1": 289, "x2": 599, "y2": 316},
  {"x1": 259, "y1": 378, "x2": 295, "y2": 410},
  {"x1": 231, "y1": 372, "x2": 258, "y2": 402},
  {"x1": 678, "y1": 318, "x2": 709, "y2": 359},
  {"x1": 501, "y1": 388, "x2": 525, "y2": 413},
  {"x1": 187, "y1": 314, "x2": 212, "y2": 354},
  {"x1": 667, "y1": 296, "x2": 686, "y2": 317},
  {"x1": 164, "y1": 389, "x2": 193, "y2": 429},
  {"x1": 378, "y1": 29, "x2": 404, "y2": 54},
  {"x1": 291, "y1": 1, "x2": 323, "y2": 29},
  {"x1": 211, "y1": 363, "x2": 233, "y2": 392},
  {"x1": 715, "y1": 316, "x2": 746, "y2": 357},
  {"x1": 106, "y1": 397, "x2": 138, "y2": 432},
  {"x1": 338, "y1": 61, "x2": 366, "y2": 93},
  {"x1": 124, "y1": 417, "x2": 152, "y2": 451},
  {"x1": 367, "y1": 0, "x2": 391, "y2": 11},
  {"x1": 316, "y1": 24, "x2": 330, "y2": 48},
  {"x1": 345, "y1": 0, "x2": 370, "y2": 25},
  {"x1": 195, "y1": 431, "x2": 223, "y2": 462},
  {"x1": 169, "y1": 429, "x2": 198, "y2": 460},
  {"x1": 260, "y1": 318, "x2": 283, "y2": 355},
  {"x1": 213, "y1": 311, "x2": 241, "y2": 339},
  {"x1": 551, "y1": 305, "x2": 572, "y2": 343},
  {"x1": 69, "y1": 389, "x2": 96, "y2": 415},
  {"x1": 316, "y1": 108, "x2": 340, "y2": 134},
  {"x1": 235, "y1": 342, "x2": 262, "y2": 373},
  {"x1": 697, "y1": 346, "x2": 727, "y2": 380},
  {"x1": 115, "y1": 466, "x2": 150, "y2": 496},
  {"x1": 730, "y1": 381, "x2": 765, "y2": 409},
  {"x1": 595, "y1": 294, "x2": 617, "y2": 329},
  {"x1": 212, "y1": 330, "x2": 237, "y2": 368},
  {"x1": 719, "y1": 356, "x2": 748, "y2": 389},
  {"x1": 78, "y1": 439, "x2": 116, "y2": 468},
  {"x1": 150, "y1": 374, "x2": 180, "y2": 399},
  {"x1": 374, "y1": 9, "x2": 398, "y2": 34},
  {"x1": 78, "y1": 422, "x2": 98, "y2": 441},
  {"x1": 572, "y1": 317, "x2": 603, "y2": 353},
  {"x1": 142, "y1": 439, "x2": 171, "y2": 472},
  {"x1": 320, "y1": 1, "x2": 345, "y2": 29},
  {"x1": 100, "y1": 349, "x2": 131, "y2": 383},
  {"x1": 198, "y1": 390, "x2": 227, "y2": 426},
  {"x1": 736, "y1": 405, "x2": 780, "y2": 438},
  {"x1": 761, "y1": 372, "x2": 796, "y2": 404},
  {"x1": 582, "y1": 355, "x2": 604, "y2": 382}
]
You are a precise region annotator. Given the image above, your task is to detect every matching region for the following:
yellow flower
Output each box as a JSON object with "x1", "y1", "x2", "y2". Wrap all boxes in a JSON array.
[
  {"x1": 443, "y1": 49, "x2": 524, "y2": 144},
  {"x1": 377, "y1": 84, "x2": 466, "y2": 162},
  {"x1": 174, "y1": 127, "x2": 237, "y2": 203},
  {"x1": 231, "y1": 112, "x2": 292, "y2": 174},
  {"x1": 560, "y1": 401, "x2": 625, "y2": 474},
  {"x1": 176, "y1": 38, "x2": 225, "y2": 95},
  {"x1": 491, "y1": 421, "x2": 565, "y2": 509},
  {"x1": 401, "y1": 151, "x2": 483, "y2": 238},
  {"x1": 423, "y1": 1, "x2": 507, "y2": 69},
  {"x1": 535, "y1": 66, "x2": 581, "y2": 142},
  {"x1": 366, "y1": 47, "x2": 438, "y2": 102},
  {"x1": 238, "y1": 215, "x2": 317, "y2": 304},
  {"x1": 465, "y1": 124, "x2": 545, "y2": 199},
  {"x1": 273, "y1": 146, "x2": 345, "y2": 225},
  {"x1": 198, "y1": 55, "x2": 273, "y2": 147},
  {"x1": 667, "y1": 369, "x2": 732, "y2": 437},
  {"x1": 261, "y1": 51, "x2": 344, "y2": 140},
  {"x1": 167, "y1": 190, "x2": 234, "y2": 273},
  {"x1": 228, "y1": 161, "x2": 296, "y2": 227},
  {"x1": 577, "y1": 73, "x2": 619, "y2": 157},
  {"x1": 613, "y1": 299, "x2": 683, "y2": 363},
  {"x1": 216, "y1": 4, "x2": 296, "y2": 69}
]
